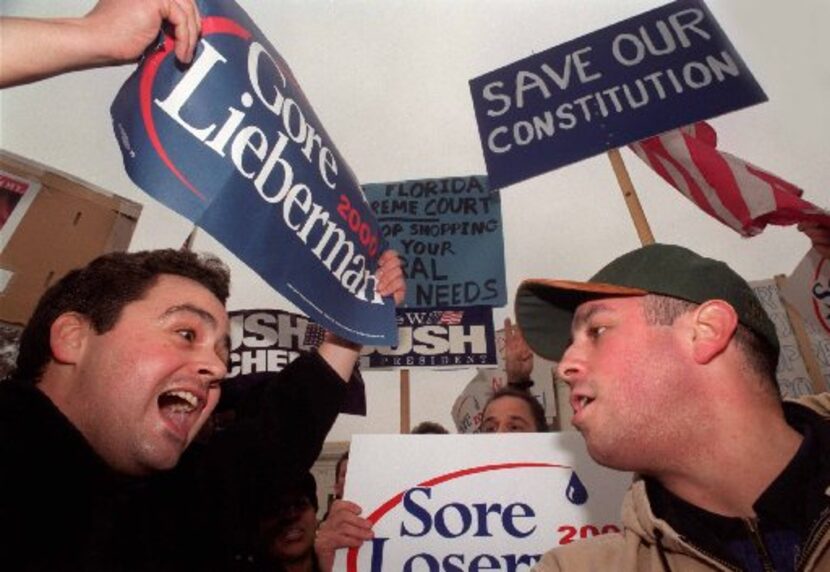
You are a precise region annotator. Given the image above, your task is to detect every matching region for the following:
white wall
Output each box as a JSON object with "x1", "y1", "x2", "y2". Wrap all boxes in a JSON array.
[{"x1": 2, "y1": 0, "x2": 828, "y2": 440}]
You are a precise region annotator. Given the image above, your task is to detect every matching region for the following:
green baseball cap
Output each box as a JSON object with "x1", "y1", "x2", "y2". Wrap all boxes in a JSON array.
[{"x1": 515, "y1": 243, "x2": 780, "y2": 362}]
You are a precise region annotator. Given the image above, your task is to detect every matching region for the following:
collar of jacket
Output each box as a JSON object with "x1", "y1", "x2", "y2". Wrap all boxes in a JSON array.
[{"x1": 622, "y1": 394, "x2": 830, "y2": 571}]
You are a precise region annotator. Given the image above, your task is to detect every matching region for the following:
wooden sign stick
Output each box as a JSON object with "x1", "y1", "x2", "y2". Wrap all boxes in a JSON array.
[
  {"x1": 400, "y1": 369, "x2": 411, "y2": 433},
  {"x1": 607, "y1": 148, "x2": 655, "y2": 246}
]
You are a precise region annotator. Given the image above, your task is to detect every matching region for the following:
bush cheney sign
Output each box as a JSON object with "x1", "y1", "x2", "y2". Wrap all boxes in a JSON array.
[
  {"x1": 336, "y1": 434, "x2": 632, "y2": 572},
  {"x1": 227, "y1": 308, "x2": 325, "y2": 378},
  {"x1": 111, "y1": 0, "x2": 396, "y2": 345},
  {"x1": 360, "y1": 306, "x2": 497, "y2": 369},
  {"x1": 469, "y1": 0, "x2": 767, "y2": 189},
  {"x1": 364, "y1": 176, "x2": 506, "y2": 308},
  {"x1": 223, "y1": 308, "x2": 365, "y2": 415}
]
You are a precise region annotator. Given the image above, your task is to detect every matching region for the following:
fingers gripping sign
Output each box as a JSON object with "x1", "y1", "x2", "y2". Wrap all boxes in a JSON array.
[
  {"x1": 84, "y1": 0, "x2": 202, "y2": 64},
  {"x1": 315, "y1": 500, "x2": 374, "y2": 572},
  {"x1": 375, "y1": 249, "x2": 406, "y2": 306}
]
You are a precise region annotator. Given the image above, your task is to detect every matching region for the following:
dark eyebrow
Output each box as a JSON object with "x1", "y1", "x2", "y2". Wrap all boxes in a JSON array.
[
  {"x1": 162, "y1": 303, "x2": 219, "y2": 326},
  {"x1": 162, "y1": 304, "x2": 231, "y2": 362}
]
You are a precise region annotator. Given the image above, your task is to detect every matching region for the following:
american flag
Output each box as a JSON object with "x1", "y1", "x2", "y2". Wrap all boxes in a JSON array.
[
  {"x1": 436, "y1": 310, "x2": 464, "y2": 325},
  {"x1": 629, "y1": 121, "x2": 830, "y2": 237}
]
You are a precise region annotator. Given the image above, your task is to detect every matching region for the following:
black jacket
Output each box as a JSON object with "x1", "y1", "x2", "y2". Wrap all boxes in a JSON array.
[{"x1": 0, "y1": 352, "x2": 346, "y2": 571}]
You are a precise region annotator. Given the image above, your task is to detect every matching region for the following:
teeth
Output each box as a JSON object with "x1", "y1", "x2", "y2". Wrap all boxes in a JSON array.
[
  {"x1": 579, "y1": 397, "x2": 590, "y2": 409},
  {"x1": 167, "y1": 390, "x2": 198, "y2": 412}
]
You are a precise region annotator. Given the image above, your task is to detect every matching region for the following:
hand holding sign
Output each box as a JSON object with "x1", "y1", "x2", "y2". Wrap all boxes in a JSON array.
[
  {"x1": 86, "y1": 0, "x2": 201, "y2": 64},
  {"x1": 0, "y1": 0, "x2": 201, "y2": 88},
  {"x1": 316, "y1": 500, "x2": 373, "y2": 572},
  {"x1": 111, "y1": 0, "x2": 396, "y2": 345},
  {"x1": 798, "y1": 222, "x2": 830, "y2": 259},
  {"x1": 374, "y1": 249, "x2": 407, "y2": 306}
]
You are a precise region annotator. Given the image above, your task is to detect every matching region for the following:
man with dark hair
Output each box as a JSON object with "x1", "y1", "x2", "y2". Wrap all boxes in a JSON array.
[
  {"x1": 411, "y1": 420, "x2": 450, "y2": 434},
  {"x1": 478, "y1": 386, "x2": 549, "y2": 433},
  {"x1": 514, "y1": 243, "x2": 829, "y2": 571},
  {"x1": 14, "y1": 248, "x2": 231, "y2": 392},
  {"x1": 0, "y1": 247, "x2": 405, "y2": 571}
]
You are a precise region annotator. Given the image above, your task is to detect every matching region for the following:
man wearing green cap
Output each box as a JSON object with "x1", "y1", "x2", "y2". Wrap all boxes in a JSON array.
[{"x1": 515, "y1": 243, "x2": 830, "y2": 572}]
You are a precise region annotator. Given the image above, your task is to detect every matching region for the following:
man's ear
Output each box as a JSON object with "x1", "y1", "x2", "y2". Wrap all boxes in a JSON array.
[
  {"x1": 691, "y1": 300, "x2": 738, "y2": 364},
  {"x1": 49, "y1": 313, "x2": 92, "y2": 365}
]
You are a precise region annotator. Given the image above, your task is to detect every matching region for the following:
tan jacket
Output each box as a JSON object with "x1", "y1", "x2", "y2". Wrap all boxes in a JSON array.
[{"x1": 534, "y1": 394, "x2": 830, "y2": 572}]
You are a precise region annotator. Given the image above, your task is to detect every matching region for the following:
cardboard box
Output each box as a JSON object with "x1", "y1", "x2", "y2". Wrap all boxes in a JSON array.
[{"x1": 0, "y1": 150, "x2": 142, "y2": 325}]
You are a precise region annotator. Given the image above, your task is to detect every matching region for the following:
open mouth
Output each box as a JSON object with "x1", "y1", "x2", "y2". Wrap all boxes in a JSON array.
[
  {"x1": 158, "y1": 390, "x2": 202, "y2": 438},
  {"x1": 279, "y1": 526, "x2": 306, "y2": 542},
  {"x1": 574, "y1": 395, "x2": 594, "y2": 414},
  {"x1": 159, "y1": 390, "x2": 200, "y2": 413}
]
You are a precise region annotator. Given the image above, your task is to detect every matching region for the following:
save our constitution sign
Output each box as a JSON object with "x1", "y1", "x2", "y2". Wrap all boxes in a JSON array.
[
  {"x1": 335, "y1": 433, "x2": 632, "y2": 572},
  {"x1": 469, "y1": 0, "x2": 767, "y2": 189},
  {"x1": 110, "y1": 0, "x2": 396, "y2": 346}
]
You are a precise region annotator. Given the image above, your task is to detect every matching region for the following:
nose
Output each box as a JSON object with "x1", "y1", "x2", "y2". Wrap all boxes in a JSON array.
[
  {"x1": 198, "y1": 347, "x2": 228, "y2": 381},
  {"x1": 556, "y1": 343, "x2": 584, "y2": 386}
]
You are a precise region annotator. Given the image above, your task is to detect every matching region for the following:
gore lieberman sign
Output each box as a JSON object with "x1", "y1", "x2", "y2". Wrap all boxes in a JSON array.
[{"x1": 111, "y1": 0, "x2": 396, "y2": 346}]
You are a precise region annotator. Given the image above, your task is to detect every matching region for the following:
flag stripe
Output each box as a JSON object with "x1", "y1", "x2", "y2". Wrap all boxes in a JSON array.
[{"x1": 629, "y1": 121, "x2": 830, "y2": 236}]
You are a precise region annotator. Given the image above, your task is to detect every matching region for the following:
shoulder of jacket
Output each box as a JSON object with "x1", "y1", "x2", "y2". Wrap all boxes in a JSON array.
[
  {"x1": 534, "y1": 532, "x2": 626, "y2": 571},
  {"x1": 790, "y1": 393, "x2": 830, "y2": 418}
]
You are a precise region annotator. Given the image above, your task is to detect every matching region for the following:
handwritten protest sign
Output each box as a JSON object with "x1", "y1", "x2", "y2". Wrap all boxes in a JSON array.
[
  {"x1": 111, "y1": 0, "x2": 395, "y2": 345},
  {"x1": 360, "y1": 306, "x2": 497, "y2": 369},
  {"x1": 751, "y1": 277, "x2": 830, "y2": 397},
  {"x1": 335, "y1": 433, "x2": 632, "y2": 572},
  {"x1": 780, "y1": 250, "x2": 830, "y2": 337},
  {"x1": 364, "y1": 176, "x2": 506, "y2": 308},
  {"x1": 470, "y1": 0, "x2": 767, "y2": 189}
]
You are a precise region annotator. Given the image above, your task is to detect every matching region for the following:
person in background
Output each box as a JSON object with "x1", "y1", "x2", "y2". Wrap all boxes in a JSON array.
[
  {"x1": 256, "y1": 473, "x2": 321, "y2": 572},
  {"x1": 0, "y1": 0, "x2": 200, "y2": 88},
  {"x1": 332, "y1": 449, "x2": 349, "y2": 501},
  {"x1": 411, "y1": 420, "x2": 450, "y2": 434},
  {"x1": 515, "y1": 243, "x2": 829, "y2": 571},
  {"x1": 476, "y1": 318, "x2": 549, "y2": 433},
  {"x1": 478, "y1": 385, "x2": 549, "y2": 433}
]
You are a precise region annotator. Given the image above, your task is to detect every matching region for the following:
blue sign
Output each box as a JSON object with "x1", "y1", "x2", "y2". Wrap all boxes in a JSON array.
[
  {"x1": 360, "y1": 306, "x2": 497, "y2": 369},
  {"x1": 469, "y1": 0, "x2": 767, "y2": 190},
  {"x1": 110, "y1": 0, "x2": 396, "y2": 346},
  {"x1": 363, "y1": 175, "x2": 506, "y2": 308}
]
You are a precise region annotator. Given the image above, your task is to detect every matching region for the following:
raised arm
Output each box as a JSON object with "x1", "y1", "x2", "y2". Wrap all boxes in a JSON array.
[
  {"x1": 317, "y1": 249, "x2": 406, "y2": 380},
  {"x1": 503, "y1": 317, "x2": 534, "y2": 386},
  {"x1": 0, "y1": 0, "x2": 200, "y2": 88}
]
